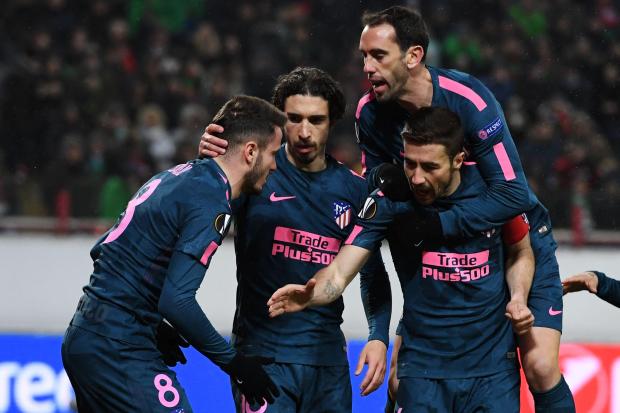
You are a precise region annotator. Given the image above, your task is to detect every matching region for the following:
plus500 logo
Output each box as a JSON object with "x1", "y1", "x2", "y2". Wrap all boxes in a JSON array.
[{"x1": 0, "y1": 362, "x2": 73, "y2": 413}]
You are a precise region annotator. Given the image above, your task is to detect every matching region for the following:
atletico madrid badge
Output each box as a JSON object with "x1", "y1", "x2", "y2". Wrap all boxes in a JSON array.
[{"x1": 333, "y1": 201, "x2": 352, "y2": 229}]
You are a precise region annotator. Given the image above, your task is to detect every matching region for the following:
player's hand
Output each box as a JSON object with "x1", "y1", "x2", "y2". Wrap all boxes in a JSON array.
[
  {"x1": 505, "y1": 299, "x2": 534, "y2": 335},
  {"x1": 390, "y1": 208, "x2": 444, "y2": 247},
  {"x1": 355, "y1": 340, "x2": 387, "y2": 396},
  {"x1": 562, "y1": 271, "x2": 598, "y2": 294},
  {"x1": 371, "y1": 163, "x2": 412, "y2": 201},
  {"x1": 198, "y1": 124, "x2": 227, "y2": 158},
  {"x1": 223, "y1": 353, "x2": 280, "y2": 405},
  {"x1": 267, "y1": 279, "x2": 316, "y2": 317},
  {"x1": 387, "y1": 365, "x2": 399, "y2": 407},
  {"x1": 156, "y1": 321, "x2": 189, "y2": 367}
]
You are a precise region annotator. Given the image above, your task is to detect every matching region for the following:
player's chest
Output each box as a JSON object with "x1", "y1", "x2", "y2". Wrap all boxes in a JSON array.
[{"x1": 246, "y1": 174, "x2": 358, "y2": 237}]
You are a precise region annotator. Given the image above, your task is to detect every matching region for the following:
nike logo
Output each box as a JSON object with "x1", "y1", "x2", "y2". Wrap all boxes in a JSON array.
[
  {"x1": 414, "y1": 240, "x2": 423, "y2": 247},
  {"x1": 269, "y1": 192, "x2": 296, "y2": 202},
  {"x1": 548, "y1": 307, "x2": 563, "y2": 316}
]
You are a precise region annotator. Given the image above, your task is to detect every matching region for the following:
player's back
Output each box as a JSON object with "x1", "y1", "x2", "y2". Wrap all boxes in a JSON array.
[
  {"x1": 356, "y1": 66, "x2": 549, "y2": 230},
  {"x1": 82, "y1": 159, "x2": 231, "y2": 336}
]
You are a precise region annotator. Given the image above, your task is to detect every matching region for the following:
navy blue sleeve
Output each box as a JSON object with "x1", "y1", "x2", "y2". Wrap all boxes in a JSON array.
[
  {"x1": 438, "y1": 78, "x2": 535, "y2": 239},
  {"x1": 159, "y1": 250, "x2": 236, "y2": 368},
  {"x1": 593, "y1": 271, "x2": 620, "y2": 308},
  {"x1": 359, "y1": 250, "x2": 391, "y2": 346}
]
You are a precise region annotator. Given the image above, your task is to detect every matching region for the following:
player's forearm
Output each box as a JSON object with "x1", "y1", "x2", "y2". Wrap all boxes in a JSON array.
[
  {"x1": 160, "y1": 251, "x2": 236, "y2": 366},
  {"x1": 505, "y1": 236, "x2": 534, "y2": 302},
  {"x1": 159, "y1": 290, "x2": 236, "y2": 367},
  {"x1": 310, "y1": 244, "x2": 372, "y2": 306},
  {"x1": 440, "y1": 146, "x2": 534, "y2": 239},
  {"x1": 360, "y1": 251, "x2": 392, "y2": 346}
]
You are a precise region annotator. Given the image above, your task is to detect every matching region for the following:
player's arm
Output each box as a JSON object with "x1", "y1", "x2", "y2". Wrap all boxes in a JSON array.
[
  {"x1": 359, "y1": 251, "x2": 391, "y2": 346},
  {"x1": 385, "y1": 332, "x2": 402, "y2": 412},
  {"x1": 563, "y1": 271, "x2": 620, "y2": 308},
  {"x1": 357, "y1": 250, "x2": 391, "y2": 396},
  {"x1": 268, "y1": 244, "x2": 372, "y2": 316},
  {"x1": 159, "y1": 250, "x2": 280, "y2": 404},
  {"x1": 439, "y1": 91, "x2": 534, "y2": 239},
  {"x1": 159, "y1": 250, "x2": 236, "y2": 365},
  {"x1": 502, "y1": 215, "x2": 535, "y2": 335}
]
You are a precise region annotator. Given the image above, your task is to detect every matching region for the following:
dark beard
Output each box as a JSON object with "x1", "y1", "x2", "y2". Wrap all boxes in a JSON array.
[{"x1": 240, "y1": 156, "x2": 264, "y2": 195}]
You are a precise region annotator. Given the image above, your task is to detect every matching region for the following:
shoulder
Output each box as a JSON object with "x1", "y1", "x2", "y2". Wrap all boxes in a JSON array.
[
  {"x1": 436, "y1": 69, "x2": 495, "y2": 112},
  {"x1": 355, "y1": 90, "x2": 378, "y2": 122}
]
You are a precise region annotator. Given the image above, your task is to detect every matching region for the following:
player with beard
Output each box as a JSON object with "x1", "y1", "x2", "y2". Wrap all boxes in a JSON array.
[
  {"x1": 267, "y1": 107, "x2": 536, "y2": 412},
  {"x1": 354, "y1": 6, "x2": 574, "y2": 412},
  {"x1": 62, "y1": 96, "x2": 285, "y2": 412},
  {"x1": 200, "y1": 67, "x2": 392, "y2": 413}
]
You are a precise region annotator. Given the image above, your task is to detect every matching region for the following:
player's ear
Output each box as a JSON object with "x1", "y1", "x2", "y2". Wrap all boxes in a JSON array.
[
  {"x1": 452, "y1": 151, "x2": 465, "y2": 170},
  {"x1": 405, "y1": 45, "x2": 424, "y2": 69},
  {"x1": 243, "y1": 141, "x2": 259, "y2": 166}
]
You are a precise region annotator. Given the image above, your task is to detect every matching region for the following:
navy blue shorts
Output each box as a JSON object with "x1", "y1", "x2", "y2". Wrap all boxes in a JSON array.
[
  {"x1": 62, "y1": 325, "x2": 192, "y2": 413},
  {"x1": 396, "y1": 369, "x2": 520, "y2": 412},
  {"x1": 232, "y1": 362, "x2": 351, "y2": 413},
  {"x1": 528, "y1": 223, "x2": 563, "y2": 332}
]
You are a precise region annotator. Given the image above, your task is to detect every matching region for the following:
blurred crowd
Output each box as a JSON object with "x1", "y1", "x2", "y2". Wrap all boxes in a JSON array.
[{"x1": 0, "y1": 0, "x2": 618, "y2": 230}]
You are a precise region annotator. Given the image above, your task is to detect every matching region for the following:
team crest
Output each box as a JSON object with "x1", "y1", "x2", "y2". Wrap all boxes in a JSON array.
[
  {"x1": 333, "y1": 201, "x2": 352, "y2": 230},
  {"x1": 358, "y1": 197, "x2": 377, "y2": 220},
  {"x1": 214, "y1": 213, "x2": 232, "y2": 237}
]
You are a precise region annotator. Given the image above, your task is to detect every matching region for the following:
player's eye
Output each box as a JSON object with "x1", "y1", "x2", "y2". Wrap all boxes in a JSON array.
[{"x1": 287, "y1": 114, "x2": 302, "y2": 123}]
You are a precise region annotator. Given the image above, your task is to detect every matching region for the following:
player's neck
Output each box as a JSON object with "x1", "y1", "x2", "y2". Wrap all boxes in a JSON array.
[
  {"x1": 443, "y1": 170, "x2": 462, "y2": 198},
  {"x1": 284, "y1": 143, "x2": 327, "y2": 173},
  {"x1": 213, "y1": 158, "x2": 244, "y2": 199},
  {"x1": 397, "y1": 65, "x2": 433, "y2": 113}
]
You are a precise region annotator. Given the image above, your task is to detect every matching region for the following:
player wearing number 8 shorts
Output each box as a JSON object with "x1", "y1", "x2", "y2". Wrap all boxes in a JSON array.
[{"x1": 61, "y1": 96, "x2": 285, "y2": 412}]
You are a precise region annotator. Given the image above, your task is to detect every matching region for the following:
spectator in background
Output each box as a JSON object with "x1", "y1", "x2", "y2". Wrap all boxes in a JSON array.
[{"x1": 0, "y1": 0, "x2": 617, "y2": 234}]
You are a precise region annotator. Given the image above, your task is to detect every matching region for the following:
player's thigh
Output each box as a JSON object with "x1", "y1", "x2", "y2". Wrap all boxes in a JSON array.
[
  {"x1": 62, "y1": 325, "x2": 192, "y2": 412},
  {"x1": 529, "y1": 229, "x2": 563, "y2": 332},
  {"x1": 232, "y1": 362, "x2": 297, "y2": 413},
  {"x1": 396, "y1": 377, "x2": 445, "y2": 413},
  {"x1": 301, "y1": 364, "x2": 352, "y2": 413},
  {"x1": 465, "y1": 370, "x2": 520, "y2": 413}
]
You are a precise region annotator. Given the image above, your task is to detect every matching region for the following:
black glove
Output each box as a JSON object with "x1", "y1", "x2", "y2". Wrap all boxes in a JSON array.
[
  {"x1": 223, "y1": 353, "x2": 280, "y2": 405},
  {"x1": 371, "y1": 163, "x2": 412, "y2": 202},
  {"x1": 391, "y1": 208, "x2": 444, "y2": 247},
  {"x1": 156, "y1": 321, "x2": 189, "y2": 367}
]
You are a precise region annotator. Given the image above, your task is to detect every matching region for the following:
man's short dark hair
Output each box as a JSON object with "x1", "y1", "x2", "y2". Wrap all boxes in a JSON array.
[
  {"x1": 271, "y1": 67, "x2": 346, "y2": 125},
  {"x1": 362, "y1": 6, "x2": 429, "y2": 60},
  {"x1": 402, "y1": 107, "x2": 464, "y2": 160},
  {"x1": 211, "y1": 95, "x2": 287, "y2": 150}
]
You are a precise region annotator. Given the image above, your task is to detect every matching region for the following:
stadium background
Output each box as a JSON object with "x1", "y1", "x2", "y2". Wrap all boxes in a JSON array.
[{"x1": 0, "y1": 0, "x2": 618, "y2": 411}]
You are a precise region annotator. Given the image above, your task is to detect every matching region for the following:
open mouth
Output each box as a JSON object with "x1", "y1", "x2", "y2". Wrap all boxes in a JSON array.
[{"x1": 369, "y1": 79, "x2": 388, "y2": 93}]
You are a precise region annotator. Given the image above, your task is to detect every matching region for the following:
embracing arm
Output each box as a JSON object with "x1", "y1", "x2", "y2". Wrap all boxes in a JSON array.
[
  {"x1": 504, "y1": 225, "x2": 535, "y2": 335},
  {"x1": 268, "y1": 245, "x2": 373, "y2": 316}
]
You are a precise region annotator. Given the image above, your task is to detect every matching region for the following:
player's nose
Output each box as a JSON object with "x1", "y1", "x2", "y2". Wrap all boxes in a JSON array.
[
  {"x1": 299, "y1": 120, "x2": 312, "y2": 139},
  {"x1": 363, "y1": 57, "x2": 376, "y2": 75}
]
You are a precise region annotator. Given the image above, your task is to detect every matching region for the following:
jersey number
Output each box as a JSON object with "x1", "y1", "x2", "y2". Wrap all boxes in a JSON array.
[{"x1": 103, "y1": 179, "x2": 162, "y2": 244}]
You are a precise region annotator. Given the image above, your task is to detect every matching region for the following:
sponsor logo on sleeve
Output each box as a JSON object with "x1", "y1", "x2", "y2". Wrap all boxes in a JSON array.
[
  {"x1": 358, "y1": 197, "x2": 377, "y2": 220},
  {"x1": 214, "y1": 213, "x2": 232, "y2": 237},
  {"x1": 477, "y1": 116, "x2": 503, "y2": 140}
]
